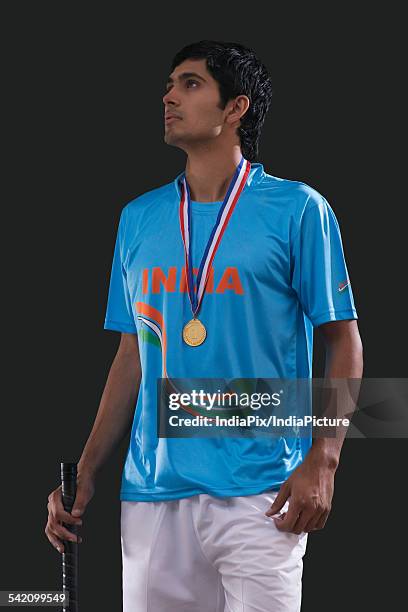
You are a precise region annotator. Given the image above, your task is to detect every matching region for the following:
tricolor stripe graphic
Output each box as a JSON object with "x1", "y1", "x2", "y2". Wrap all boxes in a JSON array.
[
  {"x1": 136, "y1": 301, "x2": 169, "y2": 378},
  {"x1": 135, "y1": 301, "x2": 219, "y2": 421}
]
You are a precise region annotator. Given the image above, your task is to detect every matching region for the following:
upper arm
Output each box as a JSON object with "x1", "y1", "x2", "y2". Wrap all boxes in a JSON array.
[
  {"x1": 119, "y1": 331, "x2": 139, "y2": 350},
  {"x1": 117, "y1": 332, "x2": 141, "y2": 363},
  {"x1": 317, "y1": 319, "x2": 362, "y2": 351}
]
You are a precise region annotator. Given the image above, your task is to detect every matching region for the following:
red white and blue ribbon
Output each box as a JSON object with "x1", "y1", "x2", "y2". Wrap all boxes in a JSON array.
[{"x1": 179, "y1": 156, "x2": 251, "y2": 317}]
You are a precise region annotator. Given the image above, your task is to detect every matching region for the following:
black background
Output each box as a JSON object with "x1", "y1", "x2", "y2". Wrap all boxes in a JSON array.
[{"x1": 1, "y1": 4, "x2": 406, "y2": 611}]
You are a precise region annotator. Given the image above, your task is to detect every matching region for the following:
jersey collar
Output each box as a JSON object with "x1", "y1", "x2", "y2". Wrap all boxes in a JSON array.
[{"x1": 173, "y1": 161, "x2": 266, "y2": 199}]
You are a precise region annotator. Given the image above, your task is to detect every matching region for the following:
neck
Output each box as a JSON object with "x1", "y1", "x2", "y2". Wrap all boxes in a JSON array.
[{"x1": 184, "y1": 145, "x2": 244, "y2": 202}]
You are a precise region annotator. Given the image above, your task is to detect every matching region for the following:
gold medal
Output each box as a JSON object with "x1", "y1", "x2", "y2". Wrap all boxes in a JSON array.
[{"x1": 183, "y1": 318, "x2": 207, "y2": 346}]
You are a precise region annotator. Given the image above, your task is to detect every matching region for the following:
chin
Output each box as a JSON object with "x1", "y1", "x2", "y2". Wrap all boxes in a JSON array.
[{"x1": 164, "y1": 132, "x2": 183, "y2": 146}]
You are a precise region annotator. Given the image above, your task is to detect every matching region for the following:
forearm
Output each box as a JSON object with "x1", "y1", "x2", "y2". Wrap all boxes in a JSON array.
[
  {"x1": 310, "y1": 331, "x2": 364, "y2": 468},
  {"x1": 77, "y1": 347, "x2": 141, "y2": 478}
]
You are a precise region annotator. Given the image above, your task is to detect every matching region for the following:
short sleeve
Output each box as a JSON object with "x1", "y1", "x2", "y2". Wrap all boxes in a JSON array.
[
  {"x1": 291, "y1": 195, "x2": 358, "y2": 328},
  {"x1": 104, "y1": 207, "x2": 137, "y2": 334}
]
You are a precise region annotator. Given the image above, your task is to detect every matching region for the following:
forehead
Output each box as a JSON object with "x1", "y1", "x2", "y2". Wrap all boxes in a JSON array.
[{"x1": 167, "y1": 58, "x2": 211, "y2": 81}]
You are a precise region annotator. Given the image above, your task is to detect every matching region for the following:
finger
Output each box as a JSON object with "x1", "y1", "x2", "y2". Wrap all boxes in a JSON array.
[
  {"x1": 314, "y1": 510, "x2": 330, "y2": 530},
  {"x1": 48, "y1": 498, "x2": 83, "y2": 526},
  {"x1": 46, "y1": 526, "x2": 83, "y2": 552},
  {"x1": 56, "y1": 489, "x2": 84, "y2": 521},
  {"x1": 274, "y1": 502, "x2": 301, "y2": 532},
  {"x1": 56, "y1": 510, "x2": 83, "y2": 526},
  {"x1": 50, "y1": 523, "x2": 81, "y2": 544},
  {"x1": 291, "y1": 510, "x2": 317, "y2": 535},
  {"x1": 45, "y1": 526, "x2": 64, "y2": 554},
  {"x1": 270, "y1": 511, "x2": 287, "y2": 524},
  {"x1": 265, "y1": 486, "x2": 290, "y2": 516},
  {"x1": 303, "y1": 509, "x2": 325, "y2": 533}
]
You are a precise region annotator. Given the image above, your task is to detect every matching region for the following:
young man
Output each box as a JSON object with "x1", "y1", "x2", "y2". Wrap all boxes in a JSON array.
[{"x1": 45, "y1": 40, "x2": 363, "y2": 611}]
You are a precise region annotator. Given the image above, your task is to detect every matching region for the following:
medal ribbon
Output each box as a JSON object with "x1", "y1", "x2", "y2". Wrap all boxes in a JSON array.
[{"x1": 179, "y1": 156, "x2": 251, "y2": 318}]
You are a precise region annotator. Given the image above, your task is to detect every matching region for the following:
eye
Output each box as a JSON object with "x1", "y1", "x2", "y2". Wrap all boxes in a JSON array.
[{"x1": 164, "y1": 79, "x2": 199, "y2": 95}]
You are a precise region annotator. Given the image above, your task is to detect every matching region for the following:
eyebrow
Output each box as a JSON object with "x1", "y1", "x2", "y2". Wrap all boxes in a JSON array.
[{"x1": 165, "y1": 72, "x2": 207, "y2": 87}]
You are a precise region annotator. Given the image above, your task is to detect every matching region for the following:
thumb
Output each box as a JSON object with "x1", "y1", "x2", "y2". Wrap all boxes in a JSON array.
[
  {"x1": 72, "y1": 496, "x2": 87, "y2": 516},
  {"x1": 71, "y1": 479, "x2": 94, "y2": 516},
  {"x1": 265, "y1": 486, "x2": 290, "y2": 516}
]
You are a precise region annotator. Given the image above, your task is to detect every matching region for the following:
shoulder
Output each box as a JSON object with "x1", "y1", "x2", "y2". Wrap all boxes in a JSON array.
[
  {"x1": 258, "y1": 171, "x2": 336, "y2": 233},
  {"x1": 117, "y1": 180, "x2": 175, "y2": 233},
  {"x1": 261, "y1": 172, "x2": 329, "y2": 212},
  {"x1": 114, "y1": 179, "x2": 175, "y2": 245},
  {"x1": 123, "y1": 180, "x2": 175, "y2": 217}
]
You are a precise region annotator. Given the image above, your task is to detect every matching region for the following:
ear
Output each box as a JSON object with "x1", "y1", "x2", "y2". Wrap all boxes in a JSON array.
[{"x1": 225, "y1": 95, "x2": 250, "y2": 127}]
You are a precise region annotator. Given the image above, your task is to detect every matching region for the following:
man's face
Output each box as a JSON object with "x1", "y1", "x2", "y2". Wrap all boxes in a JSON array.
[{"x1": 163, "y1": 58, "x2": 231, "y2": 149}]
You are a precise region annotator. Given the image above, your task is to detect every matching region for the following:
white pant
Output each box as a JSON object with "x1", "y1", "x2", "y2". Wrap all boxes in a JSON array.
[{"x1": 121, "y1": 491, "x2": 308, "y2": 612}]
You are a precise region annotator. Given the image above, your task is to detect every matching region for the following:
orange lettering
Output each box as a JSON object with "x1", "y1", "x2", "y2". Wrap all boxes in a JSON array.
[
  {"x1": 216, "y1": 267, "x2": 244, "y2": 294},
  {"x1": 152, "y1": 267, "x2": 177, "y2": 293},
  {"x1": 142, "y1": 266, "x2": 244, "y2": 294},
  {"x1": 142, "y1": 268, "x2": 149, "y2": 294}
]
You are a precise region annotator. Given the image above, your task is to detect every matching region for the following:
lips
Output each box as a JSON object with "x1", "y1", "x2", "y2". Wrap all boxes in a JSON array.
[{"x1": 165, "y1": 114, "x2": 182, "y2": 123}]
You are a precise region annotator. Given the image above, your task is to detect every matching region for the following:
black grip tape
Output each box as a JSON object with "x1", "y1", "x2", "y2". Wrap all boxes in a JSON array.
[{"x1": 61, "y1": 462, "x2": 79, "y2": 612}]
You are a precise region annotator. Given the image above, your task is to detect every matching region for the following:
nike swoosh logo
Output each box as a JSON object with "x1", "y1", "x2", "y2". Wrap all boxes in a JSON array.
[{"x1": 338, "y1": 281, "x2": 350, "y2": 292}]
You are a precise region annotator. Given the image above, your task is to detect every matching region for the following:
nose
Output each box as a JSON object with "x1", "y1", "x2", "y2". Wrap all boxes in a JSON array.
[{"x1": 162, "y1": 87, "x2": 179, "y2": 106}]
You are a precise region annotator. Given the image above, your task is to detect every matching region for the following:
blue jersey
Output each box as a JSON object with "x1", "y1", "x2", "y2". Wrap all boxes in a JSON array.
[{"x1": 104, "y1": 162, "x2": 358, "y2": 501}]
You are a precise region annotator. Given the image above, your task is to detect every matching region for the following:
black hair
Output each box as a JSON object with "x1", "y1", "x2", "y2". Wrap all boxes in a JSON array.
[{"x1": 170, "y1": 40, "x2": 273, "y2": 162}]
